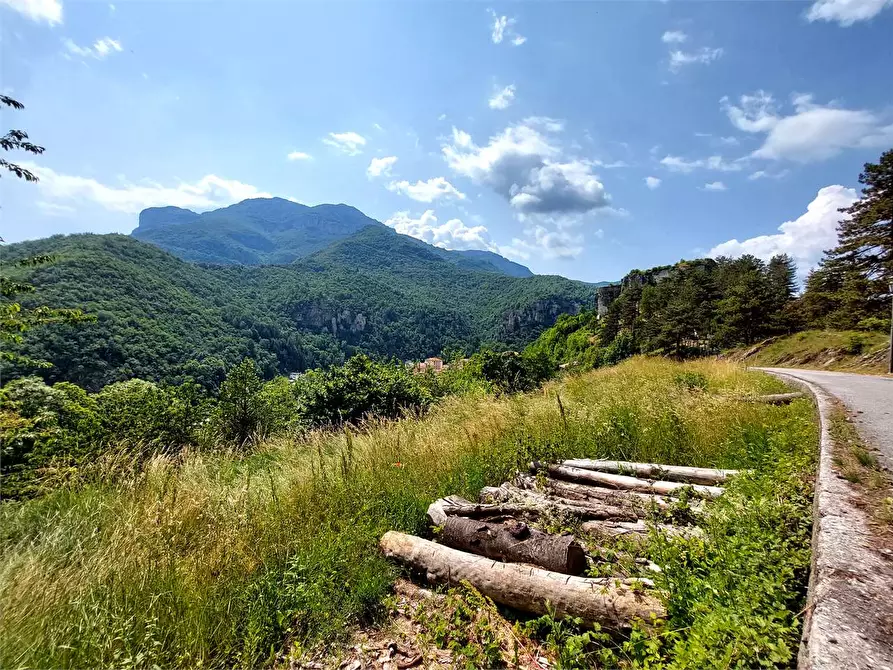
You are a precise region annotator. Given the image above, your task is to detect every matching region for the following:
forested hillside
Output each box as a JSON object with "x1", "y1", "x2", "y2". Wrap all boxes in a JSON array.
[
  {"x1": 527, "y1": 148, "x2": 893, "y2": 370},
  {"x1": 132, "y1": 196, "x2": 533, "y2": 276},
  {"x1": 3, "y1": 229, "x2": 596, "y2": 390}
]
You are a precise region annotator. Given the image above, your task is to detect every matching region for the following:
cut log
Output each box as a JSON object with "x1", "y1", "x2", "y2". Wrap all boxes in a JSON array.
[
  {"x1": 561, "y1": 459, "x2": 738, "y2": 486},
  {"x1": 539, "y1": 463, "x2": 725, "y2": 498},
  {"x1": 749, "y1": 392, "x2": 805, "y2": 405},
  {"x1": 581, "y1": 519, "x2": 703, "y2": 540},
  {"x1": 480, "y1": 483, "x2": 639, "y2": 521},
  {"x1": 426, "y1": 497, "x2": 582, "y2": 527},
  {"x1": 515, "y1": 474, "x2": 676, "y2": 510},
  {"x1": 379, "y1": 531, "x2": 665, "y2": 629},
  {"x1": 439, "y1": 517, "x2": 587, "y2": 575}
]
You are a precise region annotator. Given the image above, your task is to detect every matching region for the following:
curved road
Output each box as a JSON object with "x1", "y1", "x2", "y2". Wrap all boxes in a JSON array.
[{"x1": 755, "y1": 367, "x2": 893, "y2": 469}]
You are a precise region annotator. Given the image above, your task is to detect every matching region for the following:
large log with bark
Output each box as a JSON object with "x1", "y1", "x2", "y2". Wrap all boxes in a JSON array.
[
  {"x1": 515, "y1": 474, "x2": 675, "y2": 510},
  {"x1": 379, "y1": 531, "x2": 665, "y2": 629},
  {"x1": 479, "y1": 483, "x2": 639, "y2": 521},
  {"x1": 561, "y1": 459, "x2": 738, "y2": 486},
  {"x1": 426, "y1": 496, "x2": 533, "y2": 527},
  {"x1": 539, "y1": 463, "x2": 725, "y2": 498},
  {"x1": 439, "y1": 517, "x2": 587, "y2": 575}
]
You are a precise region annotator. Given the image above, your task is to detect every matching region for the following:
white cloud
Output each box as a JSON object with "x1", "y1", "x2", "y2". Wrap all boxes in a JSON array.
[
  {"x1": 322, "y1": 131, "x2": 366, "y2": 156},
  {"x1": 645, "y1": 176, "x2": 662, "y2": 189},
  {"x1": 488, "y1": 84, "x2": 516, "y2": 110},
  {"x1": 63, "y1": 36, "x2": 122, "y2": 59},
  {"x1": 660, "y1": 154, "x2": 742, "y2": 173},
  {"x1": 387, "y1": 177, "x2": 465, "y2": 202},
  {"x1": 702, "y1": 181, "x2": 727, "y2": 191},
  {"x1": 806, "y1": 0, "x2": 893, "y2": 25},
  {"x1": 286, "y1": 151, "x2": 313, "y2": 161},
  {"x1": 385, "y1": 210, "x2": 496, "y2": 252},
  {"x1": 661, "y1": 30, "x2": 687, "y2": 43},
  {"x1": 488, "y1": 9, "x2": 525, "y2": 45},
  {"x1": 367, "y1": 156, "x2": 398, "y2": 178},
  {"x1": 722, "y1": 91, "x2": 893, "y2": 162},
  {"x1": 748, "y1": 169, "x2": 790, "y2": 180},
  {"x1": 36, "y1": 200, "x2": 75, "y2": 216},
  {"x1": 709, "y1": 185, "x2": 857, "y2": 277},
  {"x1": 22, "y1": 162, "x2": 275, "y2": 215},
  {"x1": 669, "y1": 47, "x2": 723, "y2": 72},
  {"x1": 442, "y1": 120, "x2": 610, "y2": 216},
  {"x1": 0, "y1": 0, "x2": 62, "y2": 24},
  {"x1": 500, "y1": 226, "x2": 585, "y2": 261}
]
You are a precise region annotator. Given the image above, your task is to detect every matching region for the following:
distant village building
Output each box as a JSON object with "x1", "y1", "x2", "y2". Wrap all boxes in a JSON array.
[{"x1": 410, "y1": 356, "x2": 445, "y2": 374}]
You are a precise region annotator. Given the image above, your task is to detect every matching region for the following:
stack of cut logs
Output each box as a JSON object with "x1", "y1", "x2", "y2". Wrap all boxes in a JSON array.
[{"x1": 379, "y1": 458, "x2": 738, "y2": 630}]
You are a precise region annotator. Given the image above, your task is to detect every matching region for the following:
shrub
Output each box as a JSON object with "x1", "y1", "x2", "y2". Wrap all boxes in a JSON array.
[
  {"x1": 845, "y1": 334, "x2": 865, "y2": 355},
  {"x1": 856, "y1": 316, "x2": 890, "y2": 333},
  {"x1": 293, "y1": 354, "x2": 432, "y2": 429},
  {"x1": 470, "y1": 349, "x2": 554, "y2": 394},
  {"x1": 215, "y1": 358, "x2": 267, "y2": 447}
]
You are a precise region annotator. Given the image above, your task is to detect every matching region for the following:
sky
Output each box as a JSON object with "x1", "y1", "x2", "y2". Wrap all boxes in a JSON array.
[{"x1": 1, "y1": 0, "x2": 892, "y2": 283}]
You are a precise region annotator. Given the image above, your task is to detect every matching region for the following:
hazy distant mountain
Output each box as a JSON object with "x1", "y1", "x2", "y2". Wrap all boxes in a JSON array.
[{"x1": 132, "y1": 197, "x2": 534, "y2": 277}]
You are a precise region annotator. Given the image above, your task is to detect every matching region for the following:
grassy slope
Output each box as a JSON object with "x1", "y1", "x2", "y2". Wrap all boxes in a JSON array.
[
  {"x1": 0, "y1": 359, "x2": 817, "y2": 668},
  {"x1": 729, "y1": 330, "x2": 890, "y2": 375}
]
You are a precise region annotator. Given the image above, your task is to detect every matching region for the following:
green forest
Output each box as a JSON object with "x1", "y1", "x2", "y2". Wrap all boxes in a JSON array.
[
  {"x1": 526, "y1": 148, "x2": 893, "y2": 371},
  {"x1": 2, "y1": 227, "x2": 597, "y2": 390}
]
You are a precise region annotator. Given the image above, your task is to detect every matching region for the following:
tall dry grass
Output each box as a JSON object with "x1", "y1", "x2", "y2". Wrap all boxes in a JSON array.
[{"x1": 0, "y1": 358, "x2": 803, "y2": 668}]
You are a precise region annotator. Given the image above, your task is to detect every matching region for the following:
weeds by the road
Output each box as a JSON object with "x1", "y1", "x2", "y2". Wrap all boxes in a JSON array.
[{"x1": 0, "y1": 359, "x2": 816, "y2": 668}]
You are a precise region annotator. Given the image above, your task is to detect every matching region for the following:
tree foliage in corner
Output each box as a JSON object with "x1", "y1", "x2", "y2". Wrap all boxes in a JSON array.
[
  {"x1": 1, "y1": 96, "x2": 93, "y2": 369},
  {"x1": 801, "y1": 148, "x2": 893, "y2": 329}
]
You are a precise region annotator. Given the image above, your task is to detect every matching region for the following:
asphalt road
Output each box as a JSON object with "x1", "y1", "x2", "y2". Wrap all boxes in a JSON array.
[{"x1": 756, "y1": 367, "x2": 893, "y2": 470}]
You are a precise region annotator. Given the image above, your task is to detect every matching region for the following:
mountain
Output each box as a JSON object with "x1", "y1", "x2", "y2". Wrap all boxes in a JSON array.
[
  {"x1": 5, "y1": 229, "x2": 595, "y2": 390},
  {"x1": 132, "y1": 197, "x2": 533, "y2": 277}
]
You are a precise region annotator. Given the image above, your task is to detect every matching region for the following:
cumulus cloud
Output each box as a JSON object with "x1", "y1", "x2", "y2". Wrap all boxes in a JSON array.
[
  {"x1": 488, "y1": 9, "x2": 525, "y2": 45},
  {"x1": 322, "y1": 131, "x2": 366, "y2": 155},
  {"x1": 660, "y1": 154, "x2": 742, "y2": 173},
  {"x1": 645, "y1": 176, "x2": 662, "y2": 189},
  {"x1": 661, "y1": 30, "x2": 687, "y2": 43},
  {"x1": 0, "y1": 0, "x2": 62, "y2": 24},
  {"x1": 22, "y1": 162, "x2": 275, "y2": 215},
  {"x1": 385, "y1": 210, "x2": 497, "y2": 252},
  {"x1": 386, "y1": 177, "x2": 465, "y2": 202},
  {"x1": 709, "y1": 185, "x2": 857, "y2": 277},
  {"x1": 500, "y1": 226, "x2": 585, "y2": 261},
  {"x1": 442, "y1": 119, "x2": 610, "y2": 216},
  {"x1": 63, "y1": 37, "x2": 122, "y2": 59},
  {"x1": 806, "y1": 0, "x2": 893, "y2": 25},
  {"x1": 488, "y1": 84, "x2": 516, "y2": 110},
  {"x1": 702, "y1": 181, "x2": 727, "y2": 191},
  {"x1": 287, "y1": 151, "x2": 312, "y2": 161},
  {"x1": 669, "y1": 47, "x2": 723, "y2": 72},
  {"x1": 722, "y1": 91, "x2": 893, "y2": 162},
  {"x1": 367, "y1": 156, "x2": 398, "y2": 178}
]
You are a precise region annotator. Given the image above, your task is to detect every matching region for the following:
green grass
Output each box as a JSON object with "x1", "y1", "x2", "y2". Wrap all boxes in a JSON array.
[
  {"x1": 732, "y1": 329, "x2": 890, "y2": 374},
  {"x1": 0, "y1": 358, "x2": 817, "y2": 669}
]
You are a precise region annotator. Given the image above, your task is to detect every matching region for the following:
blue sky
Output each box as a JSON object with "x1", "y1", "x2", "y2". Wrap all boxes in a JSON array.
[{"x1": 2, "y1": 0, "x2": 892, "y2": 282}]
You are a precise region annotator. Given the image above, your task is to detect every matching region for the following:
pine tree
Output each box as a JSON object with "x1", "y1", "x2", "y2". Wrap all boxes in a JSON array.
[{"x1": 826, "y1": 148, "x2": 893, "y2": 306}]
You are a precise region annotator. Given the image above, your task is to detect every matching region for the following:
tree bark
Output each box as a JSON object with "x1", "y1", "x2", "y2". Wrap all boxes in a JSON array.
[
  {"x1": 515, "y1": 474, "x2": 676, "y2": 510},
  {"x1": 379, "y1": 531, "x2": 665, "y2": 629},
  {"x1": 560, "y1": 459, "x2": 738, "y2": 486},
  {"x1": 439, "y1": 516, "x2": 587, "y2": 575},
  {"x1": 426, "y1": 496, "x2": 571, "y2": 527},
  {"x1": 539, "y1": 463, "x2": 725, "y2": 498},
  {"x1": 480, "y1": 483, "x2": 639, "y2": 521}
]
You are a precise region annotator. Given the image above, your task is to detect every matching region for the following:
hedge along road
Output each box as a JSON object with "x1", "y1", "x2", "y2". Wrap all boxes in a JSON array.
[{"x1": 755, "y1": 367, "x2": 893, "y2": 470}]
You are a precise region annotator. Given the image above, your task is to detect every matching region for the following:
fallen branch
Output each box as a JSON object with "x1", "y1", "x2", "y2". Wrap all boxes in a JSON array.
[
  {"x1": 581, "y1": 519, "x2": 703, "y2": 541},
  {"x1": 479, "y1": 483, "x2": 639, "y2": 521},
  {"x1": 538, "y1": 463, "x2": 725, "y2": 498},
  {"x1": 379, "y1": 531, "x2": 665, "y2": 629},
  {"x1": 748, "y1": 392, "x2": 806, "y2": 405},
  {"x1": 561, "y1": 459, "x2": 738, "y2": 486},
  {"x1": 439, "y1": 517, "x2": 587, "y2": 575},
  {"x1": 515, "y1": 474, "x2": 676, "y2": 510}
]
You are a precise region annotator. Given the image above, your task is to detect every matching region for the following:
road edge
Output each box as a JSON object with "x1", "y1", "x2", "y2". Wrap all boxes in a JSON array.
[{"x1": 756, "y1": 369, "x2": 893, "y2": 670}]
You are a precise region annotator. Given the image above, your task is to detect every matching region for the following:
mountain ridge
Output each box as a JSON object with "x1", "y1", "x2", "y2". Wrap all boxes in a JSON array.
[{"x1": 132, "y1": 197, "x2": 534, "y2": 277}]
